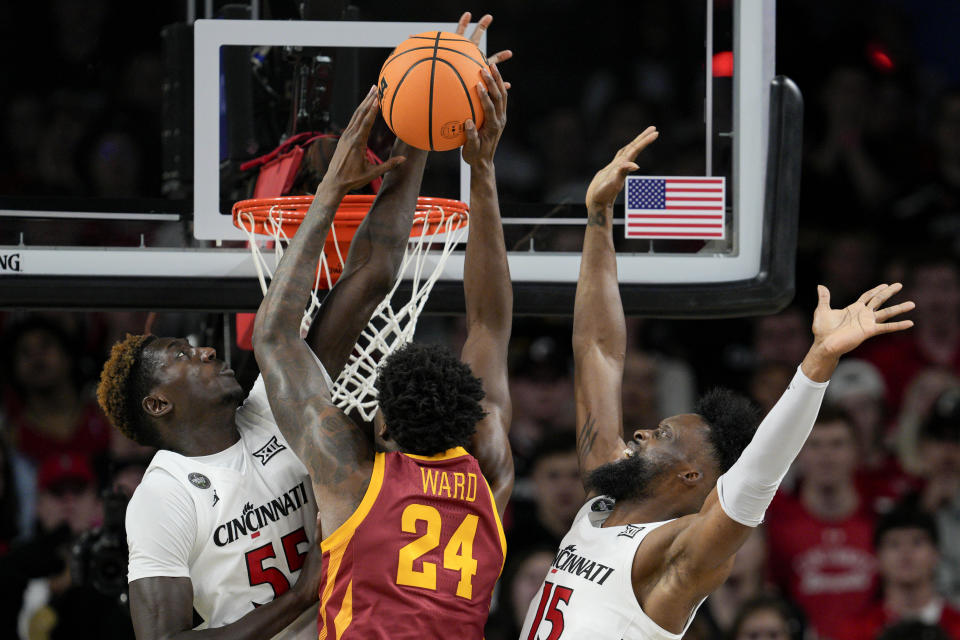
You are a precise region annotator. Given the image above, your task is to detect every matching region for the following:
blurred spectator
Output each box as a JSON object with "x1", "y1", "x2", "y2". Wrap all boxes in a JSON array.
[
  {"x1": 0, "y1": 454, "x2": 103, "y2": 637},
  {"x1": 859, "y1": 253, "x2": 960, "y2": 414},
  {"x1": 621, "y1": 347, "x2": 696, "y2": 438},
  {"x1": 485, "y1": 546, "x2": 555, "y2": 640},
  {"x1": 2, "y1": 316, "x2": 111, "y2": 467},
  {"x1": 807, "y1": 66, "x2": 894, "y2": 219},
  {"x1": 0, "y1": 437, "x2": 20, "y2": 555},
  {"x1": 507, "y1": 333, "x2": 575, "y2": 466},
  {"x1": 909, "y1": 389, "x2": 960, "y2": 604},
  {"x1": 766, "y1": 406, "x2": 878, "y2": 637},
  {"x1": 693, "y1": 528, "x2": 771, "y2": 638},
  {"x1": 827, "y1": 359, "x2": 920, "y2": 512},
  {"x1": 894, "y1": 368, "x2": 960, "y2": 473},
  {"x1": 752, "y1": 307, "x2": 811, "y2": 370},
  {"x1": 748, "y1": 361, "x2": 795, "y2": 415},
  {"x1": 726, "y1": 595, "x2": 802, "y2": 640},
  {"x1": 837, "y1": 506, "x2": 960, "y2": 640},
  {"x1": 507, "y1": 432, "x2": 584, "y2": 557},
  {"x1": 892, "y1": 89, "x2": 960, "y2": 253}
]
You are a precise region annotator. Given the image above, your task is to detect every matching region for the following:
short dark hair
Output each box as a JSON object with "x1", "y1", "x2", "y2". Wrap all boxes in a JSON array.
[
  {"x1": 727, "y1": 596, "x2": 802, "y2": 640},
  {"x1": 874, "y1": 504, "x2": 939, "y2": 550},
  {"x1": 813, "y1": 403, "x2": 859, "y2": 441},
  {"x1": 97, "y1": 334, "x2": 162, "y2": 446},
  {"x1": 375, "y1": 343, "x2": 485, "y2": 456},
  {"x1": 695, "y1": 388, "x2": 761, "y2": 474},
  {"x1": 876, "y1": 621, "x2": 950, "y2": 640}
]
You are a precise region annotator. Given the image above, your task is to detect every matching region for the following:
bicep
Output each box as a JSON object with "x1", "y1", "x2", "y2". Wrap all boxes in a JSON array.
[
  {"x1": 574, "y1": 346, "x2": 626, "y2": 488},
  {"x1": 670, "y1": 490, "x2": 754, "y2": 583},
  {"x1": 129, "y1": 577, "x2": 195, "y2": 640}
]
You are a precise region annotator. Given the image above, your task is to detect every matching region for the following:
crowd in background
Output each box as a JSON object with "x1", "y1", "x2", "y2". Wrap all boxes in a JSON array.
[{"x1": 2, "y1": 1, "x2": 960, "y2": 639}]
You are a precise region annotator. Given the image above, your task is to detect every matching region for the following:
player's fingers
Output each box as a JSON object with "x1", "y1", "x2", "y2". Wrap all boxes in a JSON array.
[
  {"x1": 856, "y1": 283, "x2": 888, "y2": 307},
  {"x1": 469, "y1": 14, "x2": 492, "y2": 44},
  {"x1": 817, "y1": 284, "x2": 831, "y2": 310},
  {"x1": 476, "y1": 81, "x2": 496, "y2": 127},
  {"x1": 504, "y1": 81, "x2": 512, "y2": 90},
  {"x1": 345, "y1": 86, "x2": 377, "y2": 135},
  {"x1": 867, "y1": 282, "x2": 904, "y2": 310},
  {"x1": 455, "y1": 12, "x2": 471, "y2": 35},
  {"x1": 464, "y1": 118, "x2": 480, "y2": 150},
  {"x1": 490, "y1": 63, "x2": 508, "y2": 116},
  {"x1": 355, "y1": 93, "x2": 382, "y2": 139},
  {"x1": 487, "y1": 49, "x2": 513, "y2": 65},
  {"x1": 617, "y1": 126, "x2": 658, "y2": 159},
  {"x1": 480, "y1": 68, "x2": 502, "y2": 105},
  {"x1": 618, "y1": 161, "x2": 639, "y2": 176},
  {"x1": 876, "y1": 319, "x2": 914, "y2": 334},
  {"x1": 366, "y1": 155, "x2": 406, "y2": 180},
  {"x1": 875, "y1": 300, "x2": 915, "y2": 322}
]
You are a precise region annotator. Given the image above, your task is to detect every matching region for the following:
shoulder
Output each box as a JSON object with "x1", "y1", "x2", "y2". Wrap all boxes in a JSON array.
[{"x1": 128, "y1": 468, "x2": 197, "y2": 526}]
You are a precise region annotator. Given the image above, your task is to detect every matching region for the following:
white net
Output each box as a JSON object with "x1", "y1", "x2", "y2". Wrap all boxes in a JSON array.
[{"x1": 236, "y1": 199, "x2": 468, "y2": 421}]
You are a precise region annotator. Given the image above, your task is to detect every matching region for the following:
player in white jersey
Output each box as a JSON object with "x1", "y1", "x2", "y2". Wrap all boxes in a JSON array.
[
  {"x1": 95, "y1": 93, "x2": 421, "y2": 638},
  {"x1": 519, "y1": 128, "x2": 917, "y2": 640}
]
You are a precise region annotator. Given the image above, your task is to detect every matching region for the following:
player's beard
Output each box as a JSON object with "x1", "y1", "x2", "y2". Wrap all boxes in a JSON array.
[{"x1": 587, "y1": 454, "x2": 666, "y2": 502}]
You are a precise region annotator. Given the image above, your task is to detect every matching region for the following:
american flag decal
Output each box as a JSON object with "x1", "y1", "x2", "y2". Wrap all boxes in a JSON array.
[{"x1": 624, "y1": 176, "x2": 726, "y2": 239}]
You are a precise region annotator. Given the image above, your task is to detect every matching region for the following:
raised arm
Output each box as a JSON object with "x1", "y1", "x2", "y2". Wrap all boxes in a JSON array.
[
  {"x1": 573, "y1": 128, "x2": 659, "y2": 491},
  {"x1": 307, "y1": 11, "x2": 513, "y2": 379},
  {"x1": 459, "y1": 61, "x2": 513, "y2": 515},
  {"x1": 252, "y1": 87, "x2": 403, "y2": 532},
  {"x1": 656, "y1": 283, "x2": 915, "y2": 617}
]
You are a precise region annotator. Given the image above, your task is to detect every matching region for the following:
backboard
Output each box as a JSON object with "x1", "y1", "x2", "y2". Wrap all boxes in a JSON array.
[{"x1": 0, "y1": 1, "x2": 800, "y2": 317}]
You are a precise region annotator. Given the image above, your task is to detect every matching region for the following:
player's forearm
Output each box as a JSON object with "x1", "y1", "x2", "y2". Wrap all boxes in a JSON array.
[
  {"x1": 800, "y1": 341, "x2": 841, "y2": 383},
  {"x1": 253, "y1": 185, "x2": 343, "y2": 345},
  {"x1": 164, "y1": 590, "x2": 314, "y2": 640},
  {"x1": 464, "y1": 163, "x2": 512, "y2": 337},
  {"x1": 716, "y1": 366, "x2": 829, "y2": 527},
  {"x1": 573, "y1": 203, "x2": 626, "y2": 361}
]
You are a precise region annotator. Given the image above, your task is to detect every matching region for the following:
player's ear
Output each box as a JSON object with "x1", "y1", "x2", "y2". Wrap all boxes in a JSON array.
[
  {"x1": 679, "y1": 469, "x2": 703, "y2": 487},
  {"x1": 143, "y1": 392, "x2": 173, "y2": 418}
]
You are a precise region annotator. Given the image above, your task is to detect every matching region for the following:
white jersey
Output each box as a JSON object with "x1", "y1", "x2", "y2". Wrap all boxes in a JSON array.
[
  {"x1": 519, "y1": 496, "x2": 704, "y2": 640},
  {"x1": 126, "y1": 374, "x2": 320, "y2": 639}
]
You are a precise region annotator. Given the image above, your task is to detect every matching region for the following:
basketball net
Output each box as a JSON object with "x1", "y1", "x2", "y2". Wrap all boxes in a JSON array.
[{"x1": 235, "y1": 197, "x2": 468, "y2": 421}]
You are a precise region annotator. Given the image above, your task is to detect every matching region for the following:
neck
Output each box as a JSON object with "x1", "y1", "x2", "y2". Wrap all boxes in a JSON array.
[
  {"x1": 166, "y1": 406, "x2": 241, "y2": 457},
  {"x1": 800, "y1": 479, "x2": 858, "y2": 520},
  {"x1": 602, "y1": 493, "x2": 690, "y2": 527},
  {"x1": 885, "y1": 579, "x2": 938, "y2": 616}
]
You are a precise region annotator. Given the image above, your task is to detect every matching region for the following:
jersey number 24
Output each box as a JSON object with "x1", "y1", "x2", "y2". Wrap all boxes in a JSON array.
[{"x1": 395, "y1": 503, "x2": 479, "y2": 599}]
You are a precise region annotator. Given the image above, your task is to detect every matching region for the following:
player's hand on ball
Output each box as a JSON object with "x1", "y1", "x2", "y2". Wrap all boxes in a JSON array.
[
  {"x1": 321, "y1": 86, "x2": 406, "y2": 194},
  {"x1": 455, "y1": 12, "x2": 513, "y2": 68},
  {"x1": 811, "y1": 283, "x2": 915, "y2": 357},
  {"x1": 585, "y1": 127, "x2": 659, "y2": 213},
  {"x1": 462, "y1": 64, "x2": 507, "y2": 167}
]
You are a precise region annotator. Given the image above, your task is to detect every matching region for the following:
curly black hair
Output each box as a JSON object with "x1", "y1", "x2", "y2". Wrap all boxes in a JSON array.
[
  {"x1": 374, "y1": 343, "x2": 486, "y2": 456},
  {"x1": 97, "y1": 334, "x2": 163, "y2": 447},
  {"x1": 695, "y1": 387, "x2": 761, "y2": 474}
]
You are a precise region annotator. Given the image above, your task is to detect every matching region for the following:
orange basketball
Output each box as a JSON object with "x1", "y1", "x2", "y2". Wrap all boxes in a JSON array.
[{"x1": 378, "y1": 31, "x2": 488, "y2": 151}]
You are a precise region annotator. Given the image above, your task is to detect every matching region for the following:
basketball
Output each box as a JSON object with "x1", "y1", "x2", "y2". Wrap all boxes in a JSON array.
[{"x1": 378, "y1": 31, "x2": 488, "y2": 151}]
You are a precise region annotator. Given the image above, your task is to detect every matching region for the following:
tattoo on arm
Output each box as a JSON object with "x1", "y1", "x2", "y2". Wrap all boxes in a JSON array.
[
  {"x1": 577, "y1": 413, "x2": 599, "y2": 459},
  {"x1": 587, "y1": 210, "x2": 607, "y2": 226}
]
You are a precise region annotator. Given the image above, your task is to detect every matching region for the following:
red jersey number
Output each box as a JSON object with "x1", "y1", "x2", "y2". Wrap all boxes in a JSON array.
[
  {"x1": 527, "y1": 581, "x2": 574, "y2": 640},
  {"x1": 396, "y1": 503, "x2": 479, "y2": 599},
  {"x1": 245, "y1": 526, "x2": 309, "y2": 601}
]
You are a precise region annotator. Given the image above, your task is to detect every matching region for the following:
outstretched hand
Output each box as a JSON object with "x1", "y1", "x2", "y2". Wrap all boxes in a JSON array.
[
  {"x1": 320, "y1": 86, "x2": 406, "y2": 195},
  {"x1": 812, "y1": 283, "x2": 915, "y2": 357},
  {"x1": 462, "y1": 63, "x2": 508, "y2": 167},
  {"x1": 585, "y1": 127, "x2": 659, "y2": 213},
  {"x1": 455, "y1": 12, "x2": 513, "y2": 67}
]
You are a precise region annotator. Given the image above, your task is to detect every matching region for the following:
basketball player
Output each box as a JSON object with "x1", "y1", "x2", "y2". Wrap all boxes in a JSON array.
[
  {"x1": 251, "y1": 62, "x2": 513, "y2": 638},
  {"x1": 518, "y1": 128, "x2": 917, "y2": 640}
]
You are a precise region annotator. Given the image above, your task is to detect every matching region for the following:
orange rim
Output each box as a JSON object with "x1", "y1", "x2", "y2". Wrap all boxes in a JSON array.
[{"x1": 232, "y1": 194, "x2": 469, "y2": 241}]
